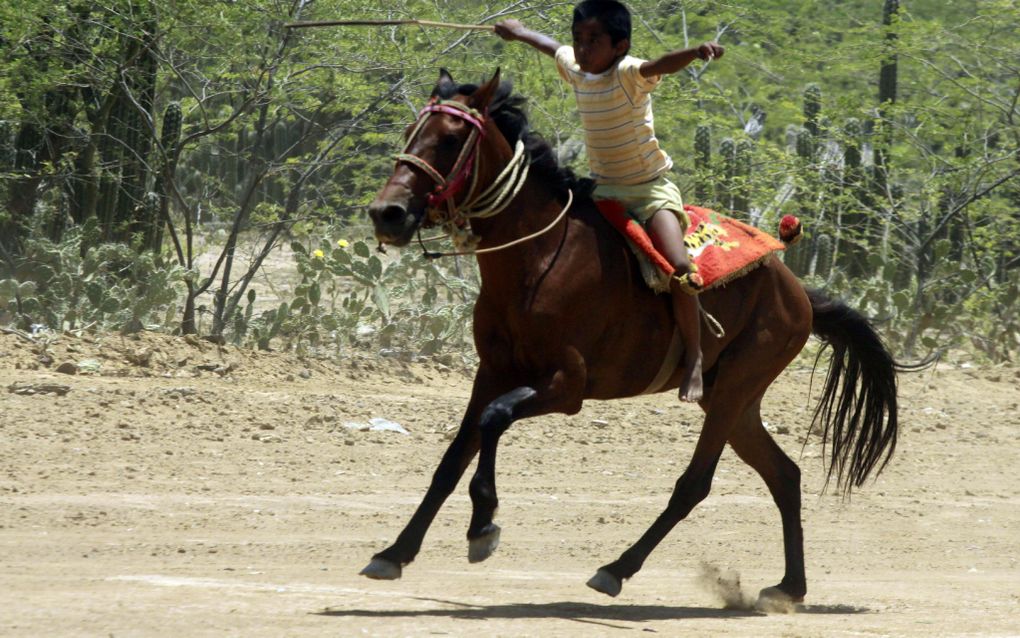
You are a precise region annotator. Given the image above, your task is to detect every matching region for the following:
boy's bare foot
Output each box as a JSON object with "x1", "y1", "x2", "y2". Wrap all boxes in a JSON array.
[{"x1": 678, "y1": 354, "x2": 704, "y2": 402}]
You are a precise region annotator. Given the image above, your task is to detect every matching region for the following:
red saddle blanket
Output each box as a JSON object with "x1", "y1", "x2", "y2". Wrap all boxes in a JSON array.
[{"x1": 596, "y1": 200, "x2": 800, "y2": 292}]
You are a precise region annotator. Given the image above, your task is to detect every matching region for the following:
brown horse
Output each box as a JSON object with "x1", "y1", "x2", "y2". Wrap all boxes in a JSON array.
[{"x1": 362, "y1": 69, "x2": 903, "y2": 606}]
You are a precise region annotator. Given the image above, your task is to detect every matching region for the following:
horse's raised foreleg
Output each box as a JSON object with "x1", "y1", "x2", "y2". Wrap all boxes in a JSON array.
[
  {"x1": 360, "y1": 383, "x2": 496, "y2": 580},
  {"x1": 465, "y1": 358, "x2": 587, "y2": 564},
  {"x1": 727, "y1": 403, "x2": 806, "y2": 606},
  {"x1": 586, "y1": 426, "x2": 726, "y2": 597},
  {"x1": 465, "y1": 386, "x2": 537, "y2": 563}
]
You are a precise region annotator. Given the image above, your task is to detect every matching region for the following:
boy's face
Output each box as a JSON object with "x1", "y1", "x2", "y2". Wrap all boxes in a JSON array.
[{"x1": 571, "y1": 17, "x2": 629, "y2": 74}]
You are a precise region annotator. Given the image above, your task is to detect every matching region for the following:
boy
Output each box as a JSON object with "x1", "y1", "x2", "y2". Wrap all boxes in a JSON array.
[{"x1": 495, "y1": 0, "x2": 723, "y2": 402}]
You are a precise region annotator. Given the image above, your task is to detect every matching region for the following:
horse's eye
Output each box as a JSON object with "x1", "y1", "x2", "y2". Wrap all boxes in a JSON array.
[{"x1": 439, "y1": 133, "x2": 460, "y2": 150}]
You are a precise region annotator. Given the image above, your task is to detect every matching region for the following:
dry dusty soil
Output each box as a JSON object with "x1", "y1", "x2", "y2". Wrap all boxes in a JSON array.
[{"x1": 1, "y1": 330, "x2": 1019, "y2": 637}]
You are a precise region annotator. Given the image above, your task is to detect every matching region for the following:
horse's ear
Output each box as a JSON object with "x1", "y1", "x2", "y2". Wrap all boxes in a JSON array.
[
  {"x1": 433, "y1": 68, "x2": 455, "y2": 97},
  {"x1": 470, "y1": 68, "x2": 501, "y2": 111}
]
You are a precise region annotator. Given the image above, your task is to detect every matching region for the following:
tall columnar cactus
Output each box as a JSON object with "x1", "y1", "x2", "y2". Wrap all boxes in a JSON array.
[
  {"x1": 875, "y1": 0, "x2": 899, "y2": 195},
  {"x1": 147, "y1": 101, "x2": 182, "y2": 251},
  {"x1": 123, "y1": 25, "x2": 158, "y2": 245},
  {"x1": 791, "y1": 88, "x2": 820, "y2": 277},
  {"x1": 843, "y1": 118, "x2": 868, "y2": 204},
  {"x1": 733, "y1": 139, "x2": 753, "y2": 219},
  {"x1": 804, "y1": 83, "x2": 822, "y2": 139},
  {"x1": 813, "y1": 234, "x2": 833, "y2": 280},
  {"x1": 694, "y1": 125, "x2": 712, "y2": 202},
  {"x1": 720, "y1": 137, "x2": 736, "y2": 211},
  {"x1": 840, "y1": 116, "x2": 871, "y2": 278},
  {"x1": 879, "y1": 0, "x2": 899, "y2": 107},
  {"x1": 97, "y1": 94, "x2": 126, "y2": 241},
  {"x1": 796, "y1": 127, "x2": 813, "y2": 161},
  {"x1": 0, "y1": 121, "x2": 13, "y2": 169},
  {"x1": 160, "y1": 102, "x2": 183, "y2": 158}
]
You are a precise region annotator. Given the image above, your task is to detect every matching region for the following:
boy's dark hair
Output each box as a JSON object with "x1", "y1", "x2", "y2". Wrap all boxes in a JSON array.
[{"x1": 573, "y1": 0, "x2": 632, "y2": 46}]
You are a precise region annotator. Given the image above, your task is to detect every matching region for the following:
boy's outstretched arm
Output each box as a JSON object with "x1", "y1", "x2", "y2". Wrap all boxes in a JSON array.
[
  {"x1": 640, "y1": 41, "x2": 724, "y2": 77},
  {"x1": 493, "y1": 19, "x2": 561, "y2": 57}
]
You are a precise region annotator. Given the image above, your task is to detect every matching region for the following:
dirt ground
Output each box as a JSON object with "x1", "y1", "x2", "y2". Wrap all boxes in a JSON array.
[{"x1": 2, "y1": 329, "x2": 1019, "y2": 637}]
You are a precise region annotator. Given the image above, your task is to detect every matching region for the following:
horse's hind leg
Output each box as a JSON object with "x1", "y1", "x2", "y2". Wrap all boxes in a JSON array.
[
  {"x1": 727, "y1": 402, "x2": 806, "y2": 606},
  {"x1": 587, "y1": 343, "x2": 785, "y2": 597},
  {"x1": 587, "y1": 415, "x2": 728, "y2": 597}
]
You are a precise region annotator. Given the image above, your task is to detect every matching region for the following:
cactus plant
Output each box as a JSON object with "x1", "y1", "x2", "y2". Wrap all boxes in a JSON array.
[
  {"x1": 875, "y1": 0, "x2": 899, "y2": 195},
  {"x1": 720, "y1": 137, "x2": 735, "y2": 210},
  {"x1": 0, "y1": 121, "x2": 13, "y2": 169},
  {"x1": 694, "y1": 125, "x2": 712, "y2": 203},
  {"x1": 813, "y1": 234, "x2": 833, "y2": 280},
  {"x1": 147, "y1": 101, "x2": 182, "y2": 251},
  {"x1": 804, "y1": 83, "x2": 822, "y2": 139},
  {"x1": 796, "y1": 127, "x2": 813, "y2": 161},
  {"x1": 733, "y1": 139, "x2": 753, "y2": 219}
]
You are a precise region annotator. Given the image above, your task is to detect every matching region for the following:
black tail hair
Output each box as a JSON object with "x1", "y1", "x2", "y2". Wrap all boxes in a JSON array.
[{"x1": 807, "y1": 288, "x2": 899, "y2": 494}]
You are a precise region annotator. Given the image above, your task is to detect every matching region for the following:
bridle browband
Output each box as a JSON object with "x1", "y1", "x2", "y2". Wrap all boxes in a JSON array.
[{"x1": 391, "y1": 96, "x2": 570, "y2": 258}]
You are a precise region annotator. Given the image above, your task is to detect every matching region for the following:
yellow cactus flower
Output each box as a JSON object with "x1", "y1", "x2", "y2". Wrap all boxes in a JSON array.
[
  {"x1": 337, "y1": 239, "x2": 349, "y2": 248},
  {"x1": 313, "y1": 249, "x2": 324, "y2": 258}
]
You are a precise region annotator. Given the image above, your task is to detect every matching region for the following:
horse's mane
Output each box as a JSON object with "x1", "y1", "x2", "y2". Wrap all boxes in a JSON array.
[{"x1": 436, "y1": 77, "x2": 594, "y2": 201}]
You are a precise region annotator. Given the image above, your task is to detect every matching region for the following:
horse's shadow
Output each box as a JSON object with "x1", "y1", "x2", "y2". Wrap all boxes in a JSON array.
[{"x1": 315, "y1": 597, "x2": 868, "y2": 625}]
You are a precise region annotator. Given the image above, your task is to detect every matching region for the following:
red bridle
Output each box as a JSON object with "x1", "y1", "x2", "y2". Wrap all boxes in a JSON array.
[{"x1": 393, "y1": 98, "x2": 487, "y2": 211}]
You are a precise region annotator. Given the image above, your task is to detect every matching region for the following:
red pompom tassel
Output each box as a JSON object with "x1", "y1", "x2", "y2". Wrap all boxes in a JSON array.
[{"x1": 779, "y1": 215, "x2": 803, "y2": 245}]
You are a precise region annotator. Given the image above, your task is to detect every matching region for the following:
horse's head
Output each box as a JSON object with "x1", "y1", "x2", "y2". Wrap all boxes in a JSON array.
[{"x1": 369, "y1": 68, "x2": 502, "y2": 247}]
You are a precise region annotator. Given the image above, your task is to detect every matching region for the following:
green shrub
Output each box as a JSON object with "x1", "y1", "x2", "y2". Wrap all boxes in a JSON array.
[
  {"x1": 235, "y1": 230, "x2": 479, "y2": 364},
  {"x1": 0, "y1": 223, "x2": 184, "y2": 333}
]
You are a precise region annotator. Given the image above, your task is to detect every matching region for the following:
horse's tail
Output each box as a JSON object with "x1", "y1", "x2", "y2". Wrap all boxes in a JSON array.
[{"x1": 806, "y1": 288, "x2": 899, "y2": 494}]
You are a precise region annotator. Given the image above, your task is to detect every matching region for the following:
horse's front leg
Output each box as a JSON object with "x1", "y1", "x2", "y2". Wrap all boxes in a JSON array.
[
  {"x1": 360, "y1": 380, "x2": 495, "y2": 580},
  {"x1": 466, "y1": 386, "x2": 537, "y2": 562},
  {"x1": 465, "y1": 361, "x2": 586, "y2": 564}
]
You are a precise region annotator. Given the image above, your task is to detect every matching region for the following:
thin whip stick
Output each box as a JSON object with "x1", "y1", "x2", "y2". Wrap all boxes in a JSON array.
[{"x1": 284, "y1": 19, "x2": 495, "y2": 31}]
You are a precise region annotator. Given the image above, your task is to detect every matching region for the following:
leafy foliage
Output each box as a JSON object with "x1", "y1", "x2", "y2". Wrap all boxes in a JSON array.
[{"x1": 1, "y1": 0, "x2": 1018, "y2": 362}]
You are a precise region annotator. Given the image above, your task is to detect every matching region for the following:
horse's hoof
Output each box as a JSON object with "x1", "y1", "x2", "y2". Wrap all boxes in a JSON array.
[
  {"x1": 586, "y1": 568, "x2": 622, "y2": 597},
  {"x1": 755, "y1": 585, "x2": 802, "y2": 613},
  {"x1": 468, "y1": 524, "x2": 501, "y2": 563},
  {"x1": 359, "y1": 557, "x2": 402, "y2": 580}
]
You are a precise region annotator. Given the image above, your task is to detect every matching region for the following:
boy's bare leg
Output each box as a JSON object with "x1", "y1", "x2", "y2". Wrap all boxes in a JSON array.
[{"x1": 647, "y1": 209, "x2": 703, "y2": 402}]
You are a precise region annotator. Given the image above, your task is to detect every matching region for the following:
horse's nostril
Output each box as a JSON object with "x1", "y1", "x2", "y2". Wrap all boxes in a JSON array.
[{"x1": 373, "y1": 204, "x2": 407, "y2": 227}]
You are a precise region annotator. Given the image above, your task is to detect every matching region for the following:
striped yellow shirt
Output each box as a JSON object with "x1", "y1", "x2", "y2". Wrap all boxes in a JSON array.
[{"x1": 555, "y1": 45, "x2": 673, "y2": 185}]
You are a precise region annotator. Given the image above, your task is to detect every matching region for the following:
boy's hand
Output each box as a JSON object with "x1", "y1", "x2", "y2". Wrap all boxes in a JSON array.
[
  {"x1": 696, "y1": 41, "x2": 725, "y2": 61},
  {"x1": 493, "y1": 19, "x2": 561, "y2": 57},
  {"x1": 494, "y1": 19, "x2": 526, "y2": 42}
]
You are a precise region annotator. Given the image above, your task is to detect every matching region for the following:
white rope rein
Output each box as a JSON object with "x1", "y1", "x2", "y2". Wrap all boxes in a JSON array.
[
  {"x1": 472, "y1": 189, "x2": 573, "y2": 255},
  {"x1": 461, "y1": 139, "x2": 529, "y2": 218}
]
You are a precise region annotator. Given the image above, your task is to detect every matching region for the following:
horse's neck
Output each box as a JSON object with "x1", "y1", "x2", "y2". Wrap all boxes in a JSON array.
[
  {"x1": 471, "y1": 180, "x2": 592, "y2": 289},
  {"x1": 467, "y1": 128, "x2": 598, "y2": 289}
]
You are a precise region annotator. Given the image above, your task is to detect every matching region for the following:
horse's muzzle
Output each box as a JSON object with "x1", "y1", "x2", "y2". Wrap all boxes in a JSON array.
[{"x1": 368, "y1": 199, "x2": 421, "y2": 247}]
